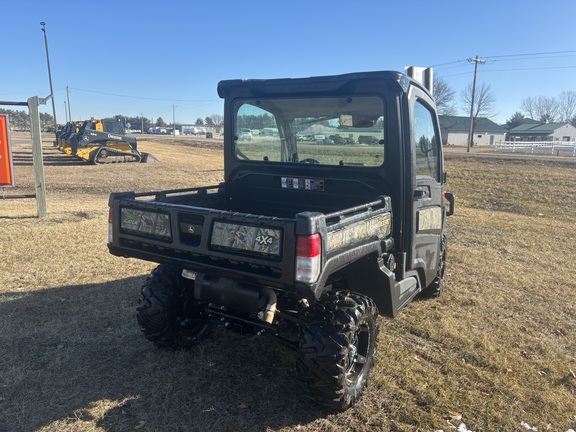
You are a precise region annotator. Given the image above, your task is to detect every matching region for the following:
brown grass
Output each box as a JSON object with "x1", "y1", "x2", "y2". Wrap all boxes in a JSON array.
[{"x1": 1, "y1": 135, "x2": 575, "y2": 431}]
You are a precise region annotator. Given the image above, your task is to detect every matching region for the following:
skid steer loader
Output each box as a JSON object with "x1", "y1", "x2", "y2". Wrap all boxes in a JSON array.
[
  {"x1": 56, "y1": 121, "x2": 83, "y2": 154},
  {"x1": 66, "y1": 118, "x2": 158, "y2": 164}
]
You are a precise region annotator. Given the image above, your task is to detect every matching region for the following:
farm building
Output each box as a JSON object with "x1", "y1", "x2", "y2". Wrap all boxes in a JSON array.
[
  {"x1": 507, "y1": 122, "x2": 576, "y2": 142},
  {"x1": 439, "y1": 115, "x2": 507, "y2": 146}
]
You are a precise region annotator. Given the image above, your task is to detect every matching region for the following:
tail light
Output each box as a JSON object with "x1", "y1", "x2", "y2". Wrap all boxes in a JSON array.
[{"x1": 295, "y1": 234, "x2": 321, "y2": 283}]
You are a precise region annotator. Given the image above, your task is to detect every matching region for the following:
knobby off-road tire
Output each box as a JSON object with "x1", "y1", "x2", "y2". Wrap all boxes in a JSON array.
[
  {"x1": 423, "y1": 233, "x2": 447, "y2": 298},
  {"x1": 137, "y1": 265, "x2": 211, "y2": 349},
  {"x1": 297, "y1": 291, "x2": 380, "y2": 411}
]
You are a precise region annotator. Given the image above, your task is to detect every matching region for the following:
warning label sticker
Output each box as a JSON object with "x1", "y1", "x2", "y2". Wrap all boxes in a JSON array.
[{"x1": 281, "y1": 177, "x2": 325, "y2": 191}]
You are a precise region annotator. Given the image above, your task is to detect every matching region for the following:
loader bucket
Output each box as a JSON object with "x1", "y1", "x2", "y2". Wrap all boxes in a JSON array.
[{"x1": 140, "y1": 152, "x2": 160, "y2": 163}]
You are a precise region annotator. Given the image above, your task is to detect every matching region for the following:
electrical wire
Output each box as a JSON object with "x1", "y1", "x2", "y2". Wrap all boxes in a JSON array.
[
  {"x1": 70, "y1": 87, "x2": 217, "y2": 104},
  {"x1": 485, "y1": 50, "x2": 576, "y2": 59}
]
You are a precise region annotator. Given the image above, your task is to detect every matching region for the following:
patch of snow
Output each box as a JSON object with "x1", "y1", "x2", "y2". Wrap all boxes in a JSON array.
[{"x1": 520, "y1": 422, "x2": 538, "y2": 431}]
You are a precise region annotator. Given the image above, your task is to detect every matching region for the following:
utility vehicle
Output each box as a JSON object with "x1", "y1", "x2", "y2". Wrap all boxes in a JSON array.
[{"x1": 107, "y1": 68, "x2": 455, "y2": 410}]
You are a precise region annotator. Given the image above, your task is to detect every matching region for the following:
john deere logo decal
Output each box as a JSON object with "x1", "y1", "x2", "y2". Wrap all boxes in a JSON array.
[{"x1": 256, "y1": 235, "x2": 273, "y2": 246}]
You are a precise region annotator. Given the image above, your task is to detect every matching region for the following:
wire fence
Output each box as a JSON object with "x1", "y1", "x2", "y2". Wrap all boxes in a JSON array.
[{"x1": 494, "y1": 141, "x2": 576, "y2": 157}]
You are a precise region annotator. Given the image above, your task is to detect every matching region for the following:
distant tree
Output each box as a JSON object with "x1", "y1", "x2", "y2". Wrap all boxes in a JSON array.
[
  {"x1": 0, "y1": 109, "x2": 31, "y2": 130},
  {"x1": 39, "y1": 112, "x2": 54, "y2": 129},
  {"x1": 521, "y1": 95, "x2": 558, "y2": 122},
  {"x1": 208, "y1": 114, "x2": 224, "y2": 133},
  {"x1": 204, "y1": 116, "x2": 214, "y2": 126},
  {"x1": 195, "y1": 118, "x2": 204, "y2": 125},
  {"x1": 520, "y1": 96, "x2": 537, "y2": 120},
  {"x1": 557, "y1": 91, "x2": 576, "y2": 122},
  {"x1": 537, "y1": 96, "x2": 559, "y2": 123},
  {"x1": 461, "y1": 82, "x2": 497, "y2": 120},
  {"x1": 155, "y1": 117, "x2": 166, "y2": 127},
  {"x1": 139, "y1": 116, "x2": 152, "y2": 131},
  {"x1": 505, "y1": 111, "x2": 525, "y2": 130},
  {"x1": 109, "y1": 115, "x2": 150, "y2": 132},
  {"x1": 122, "y1": 115, "x2": 151, "y2": 132},
  {"x1": 239, "y1": 114, "x2": 276, "y2": 130},
  {"x1": 433, "y1": 76, "x2": 457, "y2": 116}
]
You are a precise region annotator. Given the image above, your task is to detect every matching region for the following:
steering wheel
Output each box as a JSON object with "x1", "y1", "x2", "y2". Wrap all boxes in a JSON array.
[{"x1": 300, "y1": 158, "x2": 320, "y2": 164}]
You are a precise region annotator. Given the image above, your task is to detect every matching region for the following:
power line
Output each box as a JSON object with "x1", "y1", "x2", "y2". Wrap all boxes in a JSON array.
[
  {"x1": 484, "y1": 65, "x2": 576, "y2": 72},
  {"x1": 70, "y1": 87, "x2": 218, "y2": 103},
  {"x1": 484, "y1": 49, "x2": 576, "y2": 59},
  {"x1": 433, "y1": 50, "x2": 576, "y2": 75},
  {"x1": 429, "y1": 59, "x2": 468, "y2": 68},
  {"x1": 489, "y1": 54, "x2": 576, "y2": 63},
  {"x1": 441, "y1": 64, "x2": 576, "y2": 78}
]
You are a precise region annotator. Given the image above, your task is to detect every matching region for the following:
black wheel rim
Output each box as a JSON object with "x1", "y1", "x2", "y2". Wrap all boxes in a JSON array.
[{"x1": 345, "y1": 322, "x2": 370, "y2": 385}]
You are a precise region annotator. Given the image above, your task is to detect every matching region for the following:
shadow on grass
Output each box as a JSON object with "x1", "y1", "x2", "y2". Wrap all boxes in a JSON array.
[{"x1": 0, "y1": 277, "x2": 324, "y2": 432}]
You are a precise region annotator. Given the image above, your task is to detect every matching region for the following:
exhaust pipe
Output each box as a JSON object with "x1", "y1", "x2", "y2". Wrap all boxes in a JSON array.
[
  {"x1": 262, "y1": 288, "x2": 277, "y2": 324},
  {"x1": 194, "y1": 273, "x2": 277, "y2": 323}
]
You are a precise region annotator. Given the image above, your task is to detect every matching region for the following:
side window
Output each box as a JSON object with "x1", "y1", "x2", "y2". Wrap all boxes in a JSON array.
[
  {"x1": 235, "y1": 104, "x2": 282, "y2": 161},
  {"x1": 413, "y1": 100, "x2": 440, "y2": 179}
]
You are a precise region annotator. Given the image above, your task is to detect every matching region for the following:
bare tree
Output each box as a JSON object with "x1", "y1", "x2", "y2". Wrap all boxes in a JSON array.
[
  {"x1": 522, "y1": 95, "x2": 559, "y2": 122},
  {"x1": 461, "y1": 82, "x2": 497, "y2": 119},
  {"x1": 536, "y1": 96, "x2": 559, "y2": 123},
  {"x1": 433, "y1": 76, "x2": 457, "y2": 116},
  {"x1": 521, "y1": 96, "x2": 537, "y2": 120},
  {"x1": 557, "y1": 91, "x2": 576, "y2": 122},
  {"x1": 206, "y1": 114, "x2": 224, "y2": 133}
]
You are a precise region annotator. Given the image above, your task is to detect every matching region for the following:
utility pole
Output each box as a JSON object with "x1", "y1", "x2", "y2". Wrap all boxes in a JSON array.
[
  {"x1": 64, "y1": 101, "x2": 68, "y2": 122},
  {"x1": 40, "y1": 22, "x2": 57, "y2": 131},
  {"x1": 66, "y1": 86, "x2": 71, "y2": 121},
  {"x1": 140, "y1": 113, "x2": 144, "y2": 133},
  {"x1": 466, "y1": 55, "x2": 486, "y2": 153},
  {"x1": 172, "y1": 104, "x2": 176, "y2": 136}
]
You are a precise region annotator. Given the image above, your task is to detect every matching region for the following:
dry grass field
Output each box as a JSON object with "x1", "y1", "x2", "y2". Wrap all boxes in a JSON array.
[{"x1": 1, "y1": 134, "x2": 575, "y2": 432}]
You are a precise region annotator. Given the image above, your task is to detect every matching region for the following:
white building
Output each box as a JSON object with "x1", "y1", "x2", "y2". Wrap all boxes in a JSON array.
[
  {"x1": 439, "y1": 116, "x2": 508, "y2": 146},
  {"x1": 507, "y1": 122, "x2": 576, "y2": 141}
]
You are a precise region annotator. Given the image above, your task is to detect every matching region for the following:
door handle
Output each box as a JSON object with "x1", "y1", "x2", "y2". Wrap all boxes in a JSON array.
[
  {"x1": 445, "y1": 192, "x2": 455, "y2": 216},
  {"x1": 414, "y1": 186, "x2": 430, "y2": 199}
]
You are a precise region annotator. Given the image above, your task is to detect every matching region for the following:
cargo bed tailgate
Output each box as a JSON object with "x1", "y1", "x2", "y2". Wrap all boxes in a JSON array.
[{"x1": 108, "y1": 192, "x2": 297, "y2": 288}]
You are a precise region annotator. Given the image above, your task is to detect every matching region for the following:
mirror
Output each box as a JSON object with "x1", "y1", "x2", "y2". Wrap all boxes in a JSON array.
[{"x1": 339, "y1": 113, "x2": 378, "y2": 128}]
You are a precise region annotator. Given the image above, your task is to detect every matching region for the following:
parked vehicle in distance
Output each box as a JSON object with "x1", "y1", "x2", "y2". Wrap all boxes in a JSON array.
[
  {"x1": 358, "y1": 135, "x2": 380, "y2": 145},
  {"x1": 237, "y1": 128, "x2": 252, "y2": 140}
]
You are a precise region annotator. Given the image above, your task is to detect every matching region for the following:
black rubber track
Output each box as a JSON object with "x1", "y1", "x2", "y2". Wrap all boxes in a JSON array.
[
  {"x1": 137, "y1": 265, "x2": 211, "y2": 349},
  {"x1": 297, "y1": 291, "x2": 379, "y2": 411}
]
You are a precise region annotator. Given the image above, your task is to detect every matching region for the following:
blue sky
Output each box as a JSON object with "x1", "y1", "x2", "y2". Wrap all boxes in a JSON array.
[{"x1": 1, "y1": 0, "x2": 575, "y2": 126}]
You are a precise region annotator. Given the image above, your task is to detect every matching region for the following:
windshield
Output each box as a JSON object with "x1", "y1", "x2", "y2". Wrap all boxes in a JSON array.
[{"x1": 233, "y1": 96, "x2": 385, "y2": 167}]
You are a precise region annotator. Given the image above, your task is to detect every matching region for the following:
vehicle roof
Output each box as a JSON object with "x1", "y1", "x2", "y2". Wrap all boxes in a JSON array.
[{"x1": 217, "y1": 70, "x2": 429, "y2": 99}]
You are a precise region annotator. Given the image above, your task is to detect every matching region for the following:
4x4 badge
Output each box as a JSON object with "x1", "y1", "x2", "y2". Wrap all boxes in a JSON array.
[{"x1": 256, "y1": 235, "x2": 273, "y2": 246}]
